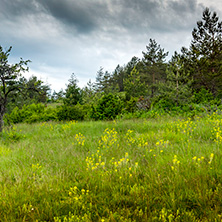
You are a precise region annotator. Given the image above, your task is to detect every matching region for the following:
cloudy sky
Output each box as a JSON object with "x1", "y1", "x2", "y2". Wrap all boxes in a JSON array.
[{"x1": 1, "y1": 0, "x2": 222, "y2": 92}]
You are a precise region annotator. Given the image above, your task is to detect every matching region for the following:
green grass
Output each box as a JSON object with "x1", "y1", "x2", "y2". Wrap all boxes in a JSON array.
[{"x1": 0, "y1": 114, "x2": 222, "y2": 221}]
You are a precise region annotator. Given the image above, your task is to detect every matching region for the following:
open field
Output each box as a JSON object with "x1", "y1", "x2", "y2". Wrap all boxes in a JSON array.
[{"x1": 0, "y1": 113, "x2": 222, "y2": 221}]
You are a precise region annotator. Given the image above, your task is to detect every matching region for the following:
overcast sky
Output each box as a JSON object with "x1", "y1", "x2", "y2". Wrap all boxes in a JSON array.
[{"x1": 1, "y1": 0, "x2": 222, "y2": 92}]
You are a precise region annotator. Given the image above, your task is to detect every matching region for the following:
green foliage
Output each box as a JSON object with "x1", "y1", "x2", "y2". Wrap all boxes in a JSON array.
[
  {"x1": 5, "y1": 75, "x2": 51, "y2": 114},
  {"x1": 64, "y1": 73, "x2": 82, "y2": 105},
  {"x1": 190, "y1": 8, "x2": 222, "y2": 96},
  {"x1": 4, "y1": 9, "x2": 222, "y2": 133},
  {"x1": 142, "y1": 38, "x2": 168, "y2": 97},
  {"x1": 5, "y1": 107, "x2": 23, "y2": 124},
  {"x1": 5, "y1": 103, "x2": 57, "y2": 124},
  {"x1": 192, "y1": 88, "x2": 215, "y2": 104},
  {"x1": 124, "y1": 97, "x2": 138, "y2": 113},
  {"x1": 0, "y1": 45, "x2": 30, "y2": 132},
  {"x1": 81, "y1": 80, "x2": 96, "y2": 104},
  {"x1": 50, "y1": 89, "x2": 65, "y2": 103},
  {"x1": 56, "y1": 104, "x2": 86, "y2": 121},
  {"x1": 153, "y1": 53, "x2": 193, "y2": 110},
  {"x1": 90, "y1": 93, "x2": 123, "y2": 120},
  {"x1": 124, "y1": 67, "x2": 147, "y2": 99},
  {"x1": 152, "y1": 96, "x2": 176, "y2": 110},
  {"x1": 112, "y1": 64, "x2": 125, "y2": 92},
  {"x1": 1, "y1": 125, "x2": 24, "y2": 143}
]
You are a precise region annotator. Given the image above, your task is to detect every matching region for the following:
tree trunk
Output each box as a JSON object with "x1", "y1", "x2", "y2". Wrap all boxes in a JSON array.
[
  {"x1": 0, "y1": 113, "x2": 4, "y2": 133},
  {"x1": 0, "y1": 100, "x2": 6, "y2": 133},
  {"x1": 151, "y1": 72, "x2": 155, "y2": 97},
  {"x1": 176, "y1": 70, "x2": 179, "y2": 107}
]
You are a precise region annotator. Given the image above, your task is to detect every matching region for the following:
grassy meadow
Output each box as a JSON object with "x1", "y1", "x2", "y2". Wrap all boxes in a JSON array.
[{"x1": 0, "y1": 112, "x2": 222, "y2": 221}]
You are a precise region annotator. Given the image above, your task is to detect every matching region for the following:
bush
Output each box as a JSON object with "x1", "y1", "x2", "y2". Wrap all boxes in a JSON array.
[
  {"x1": 56, "y1": 104, "x2": 85, "y2": 121},
  {"x1": 40, "y1": 108, "x2": 58, "y2": 122},
  {"x1": 5, "y1": 103, "x2": 90, "y2": 124},
  {"x1": 192, "y1": 88, "x2": 214, "y2": 104},
  {"x1": 90, "y1": 93, "x2": 123, "y2": 120},
  {"x1": 5, "y1": 107, "x2": 23, "y2": 124},
  {"x1": 5, "y1": 103, "x2": 58, "y2": 124},
  {"x1": 124, "y1": 97, "x2": 138, "y2": 113},
  {"x1": 152, "y1": 96, "x2": 176, "y2": 111}
]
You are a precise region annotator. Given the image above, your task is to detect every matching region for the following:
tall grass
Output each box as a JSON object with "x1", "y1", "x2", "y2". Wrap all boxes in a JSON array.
[{"x1": 0, "y1": 113, "x2": 222, "y2": 221}]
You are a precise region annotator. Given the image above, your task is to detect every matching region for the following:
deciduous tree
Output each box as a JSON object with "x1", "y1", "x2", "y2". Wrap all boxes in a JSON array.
[{"x1": 0, "y1": 46, "x2": 30, "y2": 131}]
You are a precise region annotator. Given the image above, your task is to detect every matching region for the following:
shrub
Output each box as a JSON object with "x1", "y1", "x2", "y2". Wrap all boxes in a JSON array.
[
  {"x1": 124, "y1": 97, "x2": 138, "y2": 113},
  {"x1": 90, "y1": 93, "x2": 123, "y2": 120},
  {"x1": 5, "y1": 107, "x2": 23, "y2": 124},
  {"x1": 5, "y1": 103, "x2": 58, "y2": 124},
  {"x1": 40, "y1": 108, "x2": 58, "y2": 122},
  {"x1": 192, "y1": 88, "x2": 214, "y2": 104},
  {"x1": 56, "y1": 104, "x2": 85, "y2": 121},
  {"x1": 152, "y1": 96, "x2": 176, "y2": 111}
]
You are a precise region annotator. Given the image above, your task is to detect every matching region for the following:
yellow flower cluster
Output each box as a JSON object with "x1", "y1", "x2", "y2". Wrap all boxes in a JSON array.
[
  {"x1": 75, "y1": 133, "x2": 85, "y2": 146},
  {"x1": 109, "y1": 152, "x2": 130, "y2": 171},
  {"x1": 40, "y1": 122, "x2": 54, "y2": 131},
  {"x1": 192, "y1": 153, "x2": 214, "y2": 168},
  {"x1": 192, "y1": 156, "x2": 205, "y2": 166},
  {"x1": 85, "y1": 150, "x2": 105, "y2": 171},
  {"x1": 31, "y1": 163, "x2": 42, "y2": 181},
  {"x1": 156, "y1": 140, "x2": 169, "y2": 147},
  {"x1": 176, "y1": 118, "x2": 196, "y2": 138},
  {"x1": 138, "y1": 137, "x2": 148, "y2": 147},
  {"x1": 31, "y1": 163, "x2": 42, "y2": 170},
  {"x1": 56, "y1": 187, "x2": 92, "y2": 222},
  {"x1": 68, "y1": 186, "x2": 89, "y2": 203},
  {"x1": 208, "y1": 111, "x2": 220, "y2": 120},
  {"x1": 171, "y1": 155, "x2": 180, "y2": 171},
  {"x1": 155, "y1": 139, "x2": 169, "y2": 153},
  {"x1": 208, "y1": 153, "x2": 214, "y2": 164},
  {"x1": 99, "y1": 128, "x2": 118, "y2": 148},
  {"x1": 125, "y1": 129, "x2": 135, "y2": 145},
  {"x1": 211, "y1": 119, "x2": 222, "y2": 144},
  {"x1": 85, "y1": 150, "x2": 139, "y2": 180},
  {"x1": 62, "y1": 120, "x2": 77, "y2": 131}
]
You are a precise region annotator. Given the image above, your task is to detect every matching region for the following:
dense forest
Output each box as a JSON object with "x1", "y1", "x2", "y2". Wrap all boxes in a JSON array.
[{"x1": 1, "y1": 8, "x2": 222, "y2": 130}]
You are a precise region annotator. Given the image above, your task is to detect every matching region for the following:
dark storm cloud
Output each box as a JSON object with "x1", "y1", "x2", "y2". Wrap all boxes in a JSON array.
[
  {"x1": 36, "y1": 0, "x2": 105, "y2": 33},
  {"x1": 0, "y1": 0, "x2": 203, "y2": 35},
  {"x1": 34, "y1": 0, "x2": 203, "y2": 34}
]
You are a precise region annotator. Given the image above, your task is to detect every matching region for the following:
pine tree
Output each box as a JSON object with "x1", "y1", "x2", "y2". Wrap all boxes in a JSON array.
[
  {"x1": 112, "y1": 65, "x2": 124, "y2": 92},
  {"x1": 142, "y1": 39, "x2": 168, "y2": 97},
  {"x1": 64, "y1": 73, "x2": 82, "y2": 105},
  {"x1": 190, "y1": 8, "x2": 222, "y2": 96},
  {"x1": 124, "y1": 67, "x2": 147, "y2": 99},
  {"x1": 157, "y1": 52, "x2": 193, "y2": 108}
]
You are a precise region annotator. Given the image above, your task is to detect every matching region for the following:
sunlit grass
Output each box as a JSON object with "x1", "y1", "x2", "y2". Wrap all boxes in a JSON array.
[{"x1": 0, "y1": 114, "x2": 222, "y2": 221}]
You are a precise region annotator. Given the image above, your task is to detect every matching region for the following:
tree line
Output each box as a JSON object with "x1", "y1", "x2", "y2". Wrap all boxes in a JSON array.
[
  {"x1": 1, "y1": 8, "x2": 222, "y2": 131},
  {"x1": 59, "y1": 8, "x2": 222, "y2": 104}
]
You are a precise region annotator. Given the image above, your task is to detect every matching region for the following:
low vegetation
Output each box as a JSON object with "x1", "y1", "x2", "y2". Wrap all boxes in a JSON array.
[{"x1": 0, "y1": 111, "x2": 222, "y2": 221}]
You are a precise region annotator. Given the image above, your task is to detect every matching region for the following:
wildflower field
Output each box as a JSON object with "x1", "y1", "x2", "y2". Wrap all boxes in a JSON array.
[{"x1": 0, "y1": 113, "x2": 222, "y2": 221}]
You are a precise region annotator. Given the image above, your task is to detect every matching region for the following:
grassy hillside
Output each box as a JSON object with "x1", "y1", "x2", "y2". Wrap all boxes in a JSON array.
[{"x1": 0, "y1": 113, "x2": 222, "y2": 221}]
